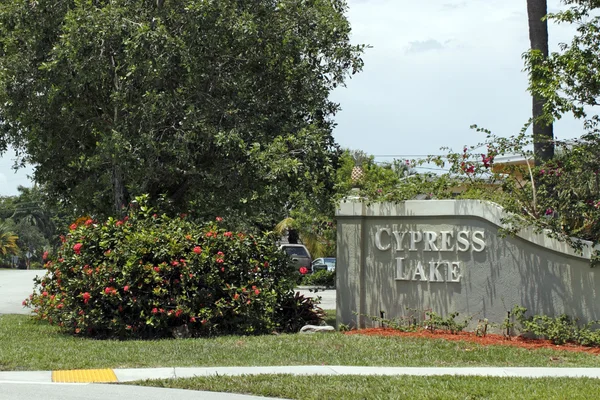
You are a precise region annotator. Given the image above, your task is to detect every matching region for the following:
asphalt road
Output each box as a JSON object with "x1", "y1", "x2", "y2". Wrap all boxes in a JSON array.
[{"x1": 0, "y1": 269, "x2": 43, "y2": 315}]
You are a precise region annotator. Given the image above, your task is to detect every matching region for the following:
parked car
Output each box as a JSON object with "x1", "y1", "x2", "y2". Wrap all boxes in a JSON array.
[
  {"x1": 279, "y1": 244, "x2": 313, "y2": 273},
  {"x1": 311, "y1": 257, "x2": 336, "y2": 273}
]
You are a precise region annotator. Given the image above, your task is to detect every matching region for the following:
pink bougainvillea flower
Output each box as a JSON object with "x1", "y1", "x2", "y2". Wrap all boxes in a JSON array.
[
  {"x1": 73, "y1": 243, "x2": 83, "y2": 255},
  {"x1": 224, "y1": 231, "x2": 233, "y2": 238},
  {"x1": 69, "y1": 223, "x2": 77, "y2": 230},
  {"x1": 216, "y1": 216, "x2": 223, "y2": 222},
  {"x1": 123, "y1": 285, "x2": 130, "y2": 292},
  {"x1": 216, "y1": 259, "x2": 224, "y2": 264},
  {"x1": 189, "y1": 317, "x2": 196, "y2": 323},
  {"x1": 299, "y1": 267, "x2": 308, "y2": 275},
  {"x1": 82, "y1": 292, "x2": 91, "y2": 304},
  {"x1": 42, "y1": 291, "x2": 48, "y2": 297},
  {"x1": 193, "y1": 246, "x2": 202, "y2": 255},
  {"x1": 545, "y1": 208, "x2": 553, "y2": 216},
  {"x1": 254, "y1": 289, "x2": 260, "y2": 295},
  {"x1": 151, "y1": 307, "x2": 158, "y2": 314},
  {"x1": 42, "y1": 251, "x2": 49, "y2": 260}
]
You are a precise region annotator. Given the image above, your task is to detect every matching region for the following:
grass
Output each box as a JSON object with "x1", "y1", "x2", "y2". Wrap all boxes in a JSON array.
[
  {"x1": 1, "y1": 313, "x2": 599, "y2": 371},
  {"x1": 135, "y1": 375, "x2": 600, "y2": 399}
]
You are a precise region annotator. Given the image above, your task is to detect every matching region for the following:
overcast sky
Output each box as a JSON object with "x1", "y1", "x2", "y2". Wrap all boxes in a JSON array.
[{"x1": 0, "y1": 0, "x2": 585, "y2": 196}]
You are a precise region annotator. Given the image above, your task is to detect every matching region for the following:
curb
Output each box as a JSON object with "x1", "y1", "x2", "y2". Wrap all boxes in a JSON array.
[{"x1": 2, "y1": 366, "x2": 600, "y2": 384}]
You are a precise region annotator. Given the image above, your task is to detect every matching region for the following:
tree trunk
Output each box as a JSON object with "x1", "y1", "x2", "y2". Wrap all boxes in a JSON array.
[
  {"x1": 527, "y1": 0, "x2": 554, "y2": 163},
  {"x1": 112, "y1": 162, "x2": 126, "y2": 215}
]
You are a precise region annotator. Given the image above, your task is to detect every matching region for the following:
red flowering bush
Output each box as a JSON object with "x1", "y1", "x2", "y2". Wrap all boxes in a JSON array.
[{"x1": 24, "y1": 196, "x2": 320, "y2": 338}]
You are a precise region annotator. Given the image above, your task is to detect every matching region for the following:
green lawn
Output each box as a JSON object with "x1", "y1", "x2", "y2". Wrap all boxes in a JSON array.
[
  {"x1": 1, "y1": 313, "x2": 599, "y2": 371},
  {"x1": 135, "y1": 375, "x2": 600, "y2": 400}
]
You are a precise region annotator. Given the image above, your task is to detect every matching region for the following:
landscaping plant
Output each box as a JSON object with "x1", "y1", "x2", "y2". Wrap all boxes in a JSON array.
[{"x1": 24, "y1": 196, "x2": 322, "y2": 339}]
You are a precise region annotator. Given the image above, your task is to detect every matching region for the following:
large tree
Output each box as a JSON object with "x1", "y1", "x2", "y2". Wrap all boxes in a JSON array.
[
  {"x1": 0, "y1": 0, "x2": 364, "y2": 224},
  {"x1": 526, "y1": 0, "x2": 554, "y2": 163}
]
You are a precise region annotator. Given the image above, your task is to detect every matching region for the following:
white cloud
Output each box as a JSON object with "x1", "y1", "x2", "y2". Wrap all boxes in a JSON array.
[{"x1": 405, "y1": 39, "x2": 444, "y2": 54}]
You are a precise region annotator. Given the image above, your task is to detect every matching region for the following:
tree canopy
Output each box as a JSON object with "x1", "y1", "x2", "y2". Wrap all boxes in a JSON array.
[{"x1": 0, "y1": 0, "x2": 365, "y2": 225}]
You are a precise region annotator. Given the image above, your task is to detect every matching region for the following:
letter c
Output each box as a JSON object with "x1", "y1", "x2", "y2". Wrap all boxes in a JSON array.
[{"x1": 375, "y1": 227, "x2": 392, "y2": 251}]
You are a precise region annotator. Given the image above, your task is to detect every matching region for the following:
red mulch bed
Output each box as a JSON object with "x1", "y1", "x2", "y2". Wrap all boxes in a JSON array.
[{"x1": 345, "y1": 328, "x2": 600, "y2": 355}]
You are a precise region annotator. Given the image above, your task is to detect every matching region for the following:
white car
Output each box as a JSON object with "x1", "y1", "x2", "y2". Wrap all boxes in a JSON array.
[{"x1": 311, "y1": 257, "x2": 336, "y2": 272}]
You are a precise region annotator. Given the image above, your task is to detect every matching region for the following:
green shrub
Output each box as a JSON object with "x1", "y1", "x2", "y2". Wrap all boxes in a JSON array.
[
  {"x1": 24, "y1": 196, "x2": 320, "y2": 338},
  {"x1": 274, "y1": 291, "x2": 325, "y2": 333},
  {"x1": 300, "y1": 270, "x2": 335, "y2": 287},
  {"x1": 515, "y1": 306, "x2": 600, "y2": 346}
]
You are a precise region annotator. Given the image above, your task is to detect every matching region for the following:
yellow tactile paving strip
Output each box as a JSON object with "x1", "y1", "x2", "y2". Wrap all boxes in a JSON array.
[{"x1": 52, "y1": 368, "x2": 118, "y2": 383}]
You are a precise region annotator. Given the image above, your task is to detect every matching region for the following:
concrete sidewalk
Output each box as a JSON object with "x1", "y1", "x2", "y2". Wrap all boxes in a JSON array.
[{"x1": 2, "y1": 366, "x2": 600, "y2": 384}]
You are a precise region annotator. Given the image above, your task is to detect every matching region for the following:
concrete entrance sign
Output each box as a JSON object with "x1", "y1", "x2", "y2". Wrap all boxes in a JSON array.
[{"x1": 335, "y1": 200, "x2": 600, "y2": 329}]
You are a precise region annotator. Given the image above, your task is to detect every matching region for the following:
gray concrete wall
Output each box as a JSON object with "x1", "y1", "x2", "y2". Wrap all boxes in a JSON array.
[{"x1": 336, "y1": 200, "x2": 600, "y2": 329}]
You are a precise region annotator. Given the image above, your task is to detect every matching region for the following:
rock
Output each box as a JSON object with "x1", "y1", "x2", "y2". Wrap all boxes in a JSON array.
[
  {"x1": 171, "y1": 324, "x2": 190, "y2": 339},
  {"x1": 299, "y1": 324, "x2": 335, "y2": 334}
]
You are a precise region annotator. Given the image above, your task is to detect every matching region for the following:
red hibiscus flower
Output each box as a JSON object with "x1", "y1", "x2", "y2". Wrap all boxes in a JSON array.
[
  {"x1": 299, "y1": 267, "x2": 308, "y2": 275},
  {"x1": 151, "y1": 308, "x2": 159, "y2": 314},
  {"x1": 69, "y1": 223, "x2": 77, "y2": 230},
  {"x1": 73, "y1": 243, "x2": 83, "y2": 255},
  {"x1": 154, "y1": 266, "x2": 160, "y2": 273},
  {"x1": 85, "y1": 219, "x2": 93, "y2": 226},
  {"x1": 82, "y1": 292, "x2": 91, "y2": 304},
  {"x1": 123, "y1": 285, "x2": 130, "y2": 292},
  {"x1": 193, "y1": 246, "x2": 202, "y2": 254}
]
